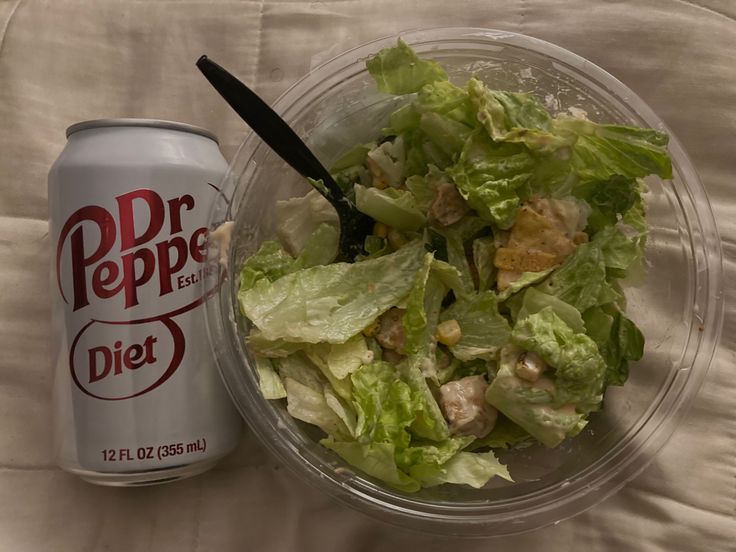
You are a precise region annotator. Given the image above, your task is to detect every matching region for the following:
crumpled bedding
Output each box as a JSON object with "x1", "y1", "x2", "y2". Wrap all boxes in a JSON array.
[{"x1": 0, "y1": 0, "x2": 734, "y2": 550}]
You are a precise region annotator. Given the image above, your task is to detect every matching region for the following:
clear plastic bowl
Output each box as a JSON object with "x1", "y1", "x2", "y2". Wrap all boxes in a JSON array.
[{"x1": 204, "y1": 28, "x2": 724, "y2": 536}]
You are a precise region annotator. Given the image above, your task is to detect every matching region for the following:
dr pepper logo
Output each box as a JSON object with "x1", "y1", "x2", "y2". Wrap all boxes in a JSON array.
[{"x1": 56, "y1": 188, "x2": 215, "y2": 400}]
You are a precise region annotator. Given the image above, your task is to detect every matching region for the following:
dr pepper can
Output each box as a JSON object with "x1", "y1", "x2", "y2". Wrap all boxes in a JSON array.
[{"x1": 48, "y1": 119, "x2": 242, "y2": 486}]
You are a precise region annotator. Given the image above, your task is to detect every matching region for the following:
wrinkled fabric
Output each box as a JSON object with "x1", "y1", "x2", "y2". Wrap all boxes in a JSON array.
[{"x1": 1, "y1": 0, "x2": 734, "y2": 550}]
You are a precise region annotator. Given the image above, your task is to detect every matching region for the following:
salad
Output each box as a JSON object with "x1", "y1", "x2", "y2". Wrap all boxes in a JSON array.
[{"x1": 237, "y1": 40, "x2": 671, "y2": 492}]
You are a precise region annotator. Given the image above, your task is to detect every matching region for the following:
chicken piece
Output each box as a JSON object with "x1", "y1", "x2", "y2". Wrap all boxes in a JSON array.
[
  {"x1": 429, "y1": 182, "x2": 470, "y2": 227},
  {"x1": 515, "y1": 351, "x2": 547, "y2": 382},
  {"x1": 439, "y1": 375, "x2": 498, "y2": 438},
  {"x1": 375, "y1": 307, "x2": 406, "y2": 352}
]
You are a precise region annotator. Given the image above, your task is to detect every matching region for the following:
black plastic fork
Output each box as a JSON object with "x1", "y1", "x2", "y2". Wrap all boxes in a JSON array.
[{"x1": 196, "y1": 55, "x2": 373, "y2": 261}]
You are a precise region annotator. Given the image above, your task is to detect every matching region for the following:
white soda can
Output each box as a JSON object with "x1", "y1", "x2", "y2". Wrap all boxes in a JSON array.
[{"x1": 48, "y1": 119, "x2": 242, "y2": 486}]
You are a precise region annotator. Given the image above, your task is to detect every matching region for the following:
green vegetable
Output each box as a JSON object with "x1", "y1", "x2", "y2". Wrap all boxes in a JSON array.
[
  {"x1": 485, "y1": 346, "x2": 588, "y2": 447},
  {"x1": 238, "y1": 241, "x2": 294, "y2": 292},
  {"x1": 411, "y1": 451, "x2": 512, "y2": 488},
  {"x1": 472, "y1": 236, "x2": 496, "y2": 292},
  {"x1": 440, "y1": 291, "x2": 511, "y2": 361},
  {"x1": 239, "y1": 241, "x2": 425, "y2": 344},
  {"x1": 275, "y1": 190, "x2": 338, "y2": 255},
  {"x1": 355, "y1": 184, "x2": 426, "y2": 231},
  {"x1": 583, "y1": 306, "x2": 644, "y2": 386},
  {"x1": 292, "y1": 222, "x2": 338, "y2": 270},
  {"x1": 554, "y1": 118, "x2": 672, "y2": 181},
  {"x1": 366, "y1": 39, "x2": 448, "y2": 95},
  {"x1": 537, "y1": 244, "x2": 608, "y2": 312},
  {"x1": 517, "y1": 287, "x2": 586, "y2": 334},
  {"x1": 468, "y1": 78, "x2": 572, "y2": 153},
  {"x1": 447, "y1": 133, "x2": 536, "y2": 229},
  {"x1": 254, "y1": 356, "x2": 286, "y2": 400},
  {"x1": 511, "y1": 308, "x2": 606, "y2": 411}
]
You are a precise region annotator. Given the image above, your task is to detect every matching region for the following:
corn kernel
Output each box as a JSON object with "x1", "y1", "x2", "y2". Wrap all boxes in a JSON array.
[
  {"x1": 436, "y1": 319, "x2": 462, "y2": 347},
  {"x1": 362, "y1": 320, "x2": 380, "y2": 337},
  {"x1": 373, "y1": 222, "x2": 389, "y2": 238}
]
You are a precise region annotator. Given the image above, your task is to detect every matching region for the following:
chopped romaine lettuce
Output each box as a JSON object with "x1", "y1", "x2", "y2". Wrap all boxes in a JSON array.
[
  {"x1": 366, "y1": 39, "x2": 448, "y2": 95},
  {"x1": 254, "y1": 356, "x2": 286, "y2": 399},
  {"x1": 447, "y1": 133, "x2": 536, "y2": 229},
  {"x1": 275, "y1": 190, "x2": 338, "y2": 255},
  {"x1": 239, "y1": 241, "x2": 425, "y2": 344},
  {"x1": 511, "y1": 308, "x2": 606, "y2": 412},
  {"x1": 355, "y1": 184, "x2": 426, "y2": 231},
  {"x1": 238, "y1": 39, "x2": 669, "y2": 491},
  {"x1": 440, "y1": 291, "x2": 511, "y2": 361},
  {"x1": 485, "y1": 346, "x2": 588, "y2": 447}
]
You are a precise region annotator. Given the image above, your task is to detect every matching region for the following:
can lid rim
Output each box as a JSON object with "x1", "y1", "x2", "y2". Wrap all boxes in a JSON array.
[{"x1": 66, "y1": 119, "x2": 220, "y2": 143}]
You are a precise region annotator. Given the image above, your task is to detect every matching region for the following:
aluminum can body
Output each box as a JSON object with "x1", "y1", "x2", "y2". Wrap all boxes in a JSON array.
[{"x1": 48, "y1": 119, "x2": 242, "y2": 486}]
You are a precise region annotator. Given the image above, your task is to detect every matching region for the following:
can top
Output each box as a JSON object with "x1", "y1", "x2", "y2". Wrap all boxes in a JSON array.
[{"x1": 66, "y1": 118, "x2": 220, "y2": 144}]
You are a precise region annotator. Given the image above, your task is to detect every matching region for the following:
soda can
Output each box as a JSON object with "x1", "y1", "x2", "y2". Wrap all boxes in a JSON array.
[{"x1": 48, "y1": 119, "x2": 242, "y2": 486}]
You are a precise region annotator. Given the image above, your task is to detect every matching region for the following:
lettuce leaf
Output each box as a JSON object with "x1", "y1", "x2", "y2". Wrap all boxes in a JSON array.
[
  {"x1": 574, "y1": 174, "x2": 638, "y2": 234},
  {"x1": 466, "y1": 415, "x2": 531, "y2": 451},
  {"x1": 485, "y1": 346, "x2": 588, "y2": 447},
  {"x1": 536, "y1": 243, "x2": 608, "y2": 312},
  {"x1": 239, "y1": 241, "x2": 425, "y2": 344},
  {"x1": 415, "y1": 80, "x2": 476, "y2": 126},
  {"x1": 411, "y1": 451, "x2": 512, "y2": 488},
  {"x1": 583, "y1": 306, "x2": 644, "y2": 386},
  {"x1": 254, "y1": 355, "x2": 286, "y2": 399},
  {"x1": 275, "y1": 190, "x2": 339, "y2": 255},
  {"x1": 355, "y1": 184, "x2": 426, "y2": 231},
  {"x1": 366, "y1": 39, "x2": 448, "y2": 95},
  {"x1": 350, "y1": 361, "x2": 415, "y2": 448},
  {"x1": 291, "y1": 222, "x2": 339, "y2": 270},
  {"x1": 402, "y1": 253, "x2": 440, "y2": 355},
  {"x1": 472, "y1": 236, "x2": 496, "y2": 292},
  {"x1": 468, "y1": 78, "x2": 572, "y2": 153},
  {"x1": 321, "y1": 439, "x2": 420, "y2": 492},
  {"x1": 284, "y1": 378, "x2": 351, "y2": 439},
  {"x1": 517, "y1": 287, "x2": 586, "y2": 334},
  {"x1": 497, "y1": 268, "x2": 554, "y2": 302},
  {"x1": 238, "y1": 241, "x2": 294, "y2": 292},
  {"x1": 554, "y1": 118, "x2": 672, "y2": 181},
  {"x1": 511, "y1": 307, "x2": 606, "y2": 411},
  {"x1": 447, "y1": 133, "x2": 535, "y2": 229},
  {"x1": 440, "y1": 291, "x2": 511, "y2": 361}
]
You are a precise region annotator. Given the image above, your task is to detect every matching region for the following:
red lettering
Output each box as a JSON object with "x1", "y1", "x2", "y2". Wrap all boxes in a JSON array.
[
  {"x1": 167, "y1": 195, "x2": 194, "y2": 234},
  {"x1": 57, "y1": 205, "x2": 116, "y2": 311},
  {"x1": 113, "y1": 340, "x2": 124, "y2": 375},
  {"x1": 58, "y1": 190, "x2": 210, "y2": 310},
  {"x1": 189, "y1": 227, "x2": 208, "y2": 263},
  {"x1": 123, "y1": 343, "x2": 145, "y2": 369},
  {"x1": 88, "y1": 346, "x2": 112, "y2": 383},
  {"x1": 156, "y1": 237, "x2": 189, "y2": 295},
  {"x1": 91, "y1": 260, "x2": 124, "y2": 298},
  {"x1": 86, "y1": 335, "x2": 158, "y2": 384},
  {"x1": 119, "y1": 248, "x2": 156, "y2": 308},
  {"x1": 116, "y1": 189, "x2": 165, "y2": 251}
]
